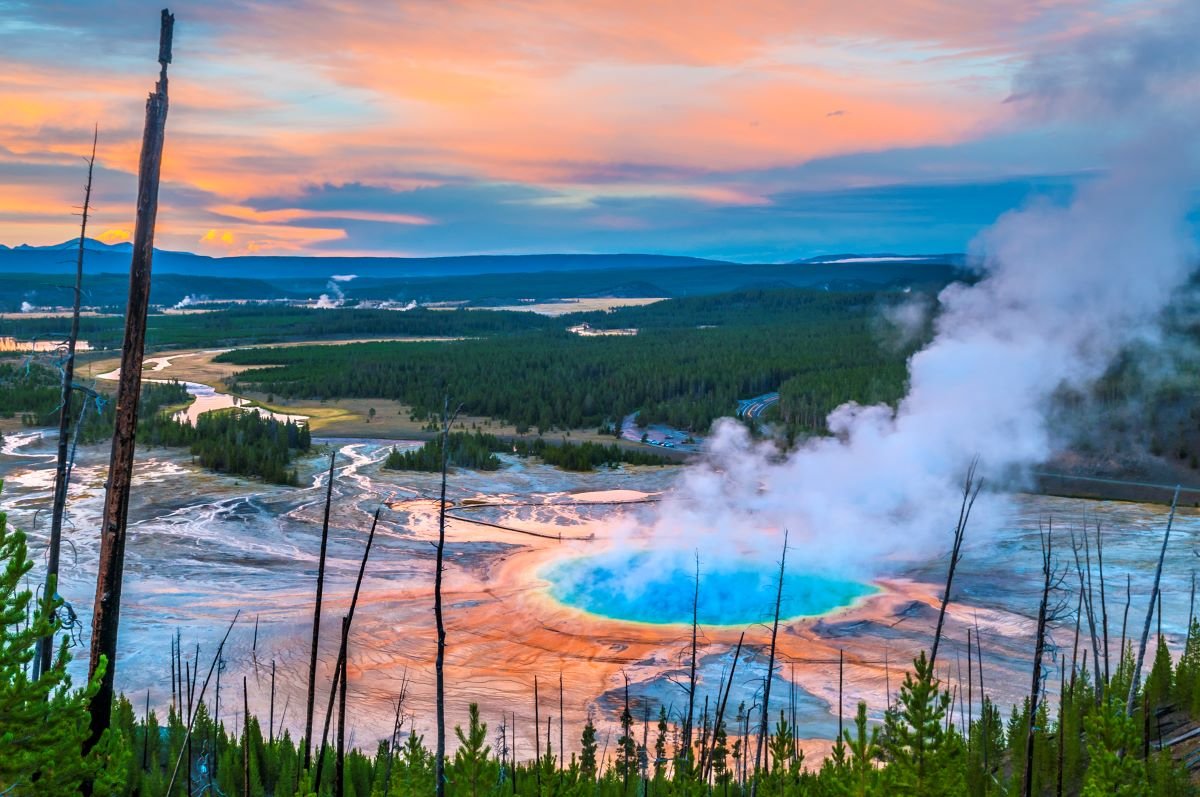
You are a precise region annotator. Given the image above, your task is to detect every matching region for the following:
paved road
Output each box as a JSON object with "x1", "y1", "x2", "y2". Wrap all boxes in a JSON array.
[{"x1": 736, "y1": 391, "x2": 779, "y2": 419}]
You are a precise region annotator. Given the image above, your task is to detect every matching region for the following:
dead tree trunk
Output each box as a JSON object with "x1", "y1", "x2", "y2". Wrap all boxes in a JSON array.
[
  {"x1": 242, "y1": 676, "x2": 251, "y2": 797},
  {"x1": 435, "y1": 398, "x2": 460, "y2": 797},
  {"x1": 165, "y1": 613, "x2": 239, "y2": 796},
  {"x1": 1127, "y1": 486, "x2": 1181, "y2": 717},
  {"x1": 304, "y1": 451, "x2": 337, "y2": 770},
  {"x1": 36, "y1": 126, "x2": 97, "y2": 680},
  {"x1": 270, "y1": 659, "x2": 276, "y2": 745},
  {"x1": 751, "y1": 529, "x2": 788, "y2": 797},
  {"x1": 1023, "y1": 527, "x2": 1053, "y2": 797},
  {"x1": 704, "y1": 632, "x2": 744, "y2": 782},
  {"x1": 559, "y1": 672, "x2": 565, "y2": 773},
  {"x1": 1096, "y1": 524, "x2": 1110, "y2": 686},
  {"x1": 930, "y1": 461, "x2": 981, "y2": 669},
  {"x1": 86, "y1": 10, "x2": 173, "y2": 754},
  {"x1": 683, "y1": 552, "x2": 700, "y2": 767},
  {"x1": 534, "y1": 676, "x2": 542, "y2": 793},
  {"x1": 967, "y1": 630, "x2": 973, "y2": 752},
  {"x1": 1055, "y1": 654, "x2": 1066, "y2": 797},
  {"x1": 335, "y1": 616, "x2": 349, "y2": 797},
  {"x1": 314, "y1": 503, "x2": 385, "y2": 787}
]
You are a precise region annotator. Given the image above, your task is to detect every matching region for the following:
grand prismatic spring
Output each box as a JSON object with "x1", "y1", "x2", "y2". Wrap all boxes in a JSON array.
[{"x1": 3, "y1": 429, "x2": 1199, "y2": 760}]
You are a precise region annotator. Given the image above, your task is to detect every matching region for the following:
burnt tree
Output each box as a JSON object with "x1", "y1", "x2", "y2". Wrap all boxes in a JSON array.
[{"x1": 86, "y1": 8, "x2": 174, "y2": 752}]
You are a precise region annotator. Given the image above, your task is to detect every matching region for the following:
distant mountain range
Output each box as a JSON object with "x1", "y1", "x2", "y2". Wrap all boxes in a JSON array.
[
  {"x1": 0, "y1": 238, "x2": 968, "y2": 311},
  {"x1": 0, "y1": 238, "x2": 742, "y2": 279}
]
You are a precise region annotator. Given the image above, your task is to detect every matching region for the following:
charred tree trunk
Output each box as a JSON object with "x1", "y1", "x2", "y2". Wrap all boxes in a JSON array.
[
  {"x1": 335, "y1": 616, "x2": 349, "y2": 797},
  {"x1": 269, "y1": 659, "x2": 276, "y2": 745},
  {"x1": 1127, "y1": 486, "x2": 1181, "y2": 716},
  {"x1": 683, "y1": 553, "x2": 700, "y2": 768},
  {"x1": 304, "y1": 451, "x2": 337, "y2": 769},
  {"x1": 36, "y1": 126, "x2": 97, "y2": 679},
  {"x1": 559, "y1": 672, "x2": 565, "y2": 773},
  {"x1": 1096, "y1": 524, "x2": 1110, "y2": 687},
  {"x1": 1023, "y1": 528, "x2": 1053, "y2": 797},
  {"x1": 703, "y1": 632, "x2": 743, "y2": 781},
  {"x1": 534, "y1": 676, "x2": 542, "y2": 793},
  {"x1": 165, "y1": 613, "x2": 239, "y2": 795},
  {"x1": 242, "y1": 676, "x2": 251, "y2": 797},
  {"x1": 930, "y1": 462, "x2": 981, "y2": 669},
  {"x1": 86, "y1": 10, "x2": 173, "y2": 754},
  {"x1": 752, "y1": 530, "x2": 787, "y2": 797},
  {"x1": 435, "y1": 398, "x2": 460, "y2": 797},
  {"x1": 314, "y1": 503, "x2": 384, "y2": 789}
]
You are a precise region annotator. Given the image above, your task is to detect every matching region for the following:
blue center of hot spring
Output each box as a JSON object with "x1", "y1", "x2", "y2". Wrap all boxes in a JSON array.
[{"x1": 544, "y1": 551, "x2": 876, "y2": 626}]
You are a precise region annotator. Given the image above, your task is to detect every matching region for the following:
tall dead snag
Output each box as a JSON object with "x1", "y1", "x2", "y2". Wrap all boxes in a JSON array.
[
  {"x1": 703, "y1": 631, "x2": 744, "y2": 781},
  {"x1": 435, "y1": 398, "x2": 461, "y2": 797},
  {"x1": 559, "y1": 672, "x2": 564, "y2": 774},
  {"x1": 1024, "y1": 525, "x2": 1066, "y2": 797},
  {"x1": 930, "y1": 461, "x2": 982, "y2": 669},
  {"x1": 86, "y1": 9, "x2": 173, "y2": 752},
  {"x1": 1071, "y1": 528, "x2": 1103, "y2": 702},
  {"x1": 304, "y1": 451, "x2": 337, "y2": 770},
  {"x1": 36, "y1": 126, "x2": 98, "y2": 679},
  {"x1": 1127, "y1": 485, "x2": 1181, "y2": 716},
  {"x1": 534, "y1": 676, "x2": 542, "y2": 793},
  {"x1": 752, "y1": 529, "x2": 788, "y2": 797},
  {"x1": 1096, "y1": 523, "x2": 1110, "y2": 686},
  {"x1": 683, "y1": 552, "x2": 700, "y2": 768},
  {"x1": 313, "y1": 502, "x2": 386, "y2": 789},
  {"x1": 335, "y1": 616, "x2": 349, "y2": 797},
  {"x1": 242, "y1": 676, "x2": 251, "y2": 797},
  {"x1": 165, "y1": 613, "x2": 240, "y2": 796}
]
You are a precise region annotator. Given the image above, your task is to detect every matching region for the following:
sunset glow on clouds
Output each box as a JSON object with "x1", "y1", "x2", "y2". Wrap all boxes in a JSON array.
[{"x1": 0, "y1": 0, "x2": 1178, "y2": 259}]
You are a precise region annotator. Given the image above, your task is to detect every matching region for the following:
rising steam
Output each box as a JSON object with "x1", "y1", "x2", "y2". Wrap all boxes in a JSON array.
[
  {"x1": 315, "y1": 278, "x2": 347, "y2": 309},
  {"x1": 635, "y1": 6, "x2": 1200, "y2": 575}
]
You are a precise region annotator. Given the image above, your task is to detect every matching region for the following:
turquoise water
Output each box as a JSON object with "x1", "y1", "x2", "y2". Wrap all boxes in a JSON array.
[{"x1": 544, "y1": 551, "x2": 877, "y2": 626}]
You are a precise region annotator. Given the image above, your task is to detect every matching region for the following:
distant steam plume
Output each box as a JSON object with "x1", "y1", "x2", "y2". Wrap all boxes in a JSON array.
[{"x1": 315, "y1": 278, "x2": 347, "y2": 309}]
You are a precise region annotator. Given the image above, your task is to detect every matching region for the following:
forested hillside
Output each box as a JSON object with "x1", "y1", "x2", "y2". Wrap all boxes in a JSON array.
[
  {"x1": 221, "y1": 290, "x2": 921, "y2": 436},
  {"x1": 383, "y1": 431, "x2": 670, "y2": 472}
]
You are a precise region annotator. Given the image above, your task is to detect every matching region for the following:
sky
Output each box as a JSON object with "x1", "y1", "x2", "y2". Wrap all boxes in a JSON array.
[{"x1": 0, "y1": 0, "x2": 1180, "y2": 261}]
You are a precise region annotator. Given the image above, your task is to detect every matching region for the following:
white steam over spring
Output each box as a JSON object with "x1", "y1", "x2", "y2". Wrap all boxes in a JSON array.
[
  {"x1": 637, "y1": 6, "x2": 1200, "y2": 575},
  {"x1": 315, "y1": 278, "x2": 347, "y2": 309}
]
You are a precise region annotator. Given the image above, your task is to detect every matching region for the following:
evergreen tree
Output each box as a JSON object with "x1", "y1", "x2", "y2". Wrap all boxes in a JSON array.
[
  {"x1": 580, "y1": 715, "x2": 599, "y2": 780},
  {"x1": 1081, "y1": 699, "x2": 1146, "y2": 796},
  {"x1": 880, "y1": 651, "x2": 964, "y2": 796},
  {"x1": 451, "y1": 703, "x2": 491, "y2": 797},
  {"x1": 0, "y1": 483, "x2": 116, "y2": 794}
]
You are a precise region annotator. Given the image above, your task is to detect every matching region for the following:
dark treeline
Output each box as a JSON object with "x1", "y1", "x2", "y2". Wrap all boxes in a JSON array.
[
  {"x1": 512, "y1": 437, "x2": 668, "y2": 471},
  {"x1": 384, "y1": 432, "x2": 505, "y2": 471},
  {"x1": 382, "y1": 431, "x2": 669, "y2": 472},
  {"x1": 2, "y1": 361, "x2": 310, "y2": 484},
  {"x1": 1, "y1": 305, "x2": 554, "y2": 350},
  {"x1": 222, "y1": 290, "x2": 920, "y2": 436},
  {"x1": 188, "y1": 410, "x2": 312, "y2": 485}
]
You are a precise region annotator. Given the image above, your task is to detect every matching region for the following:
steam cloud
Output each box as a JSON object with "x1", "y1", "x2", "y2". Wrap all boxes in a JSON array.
[
  {"x1": 315, "y1": 278, "x2": 347, "y2": 309},
  {"x1": 173, "y1": 293, "x2": 208, "y2": 309},
  {"x1": 632, "y1": 5, "x2": 1200, "y2": 576}
]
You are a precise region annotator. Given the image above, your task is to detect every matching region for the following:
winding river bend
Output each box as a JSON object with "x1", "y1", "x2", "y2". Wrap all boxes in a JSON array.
[{"x1": 96, "y1": 353, "x2": 307, "y2": 426}]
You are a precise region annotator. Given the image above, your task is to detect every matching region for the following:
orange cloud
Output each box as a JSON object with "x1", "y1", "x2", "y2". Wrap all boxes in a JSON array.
[
  {"x1": 97, "y1": 228, "x2": 131, "y2": 244},
  {"x1": 201, "y1": 229, "x2": 236, "y2": 247},
  {"x1": 210, "y1": 205, "x2": 434, "y2": 226},
  {"x1": 0, "y1": 0, "x2": 1162, "y2": 254}
]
